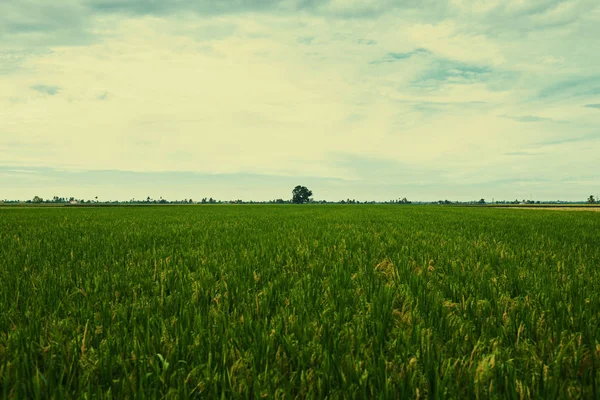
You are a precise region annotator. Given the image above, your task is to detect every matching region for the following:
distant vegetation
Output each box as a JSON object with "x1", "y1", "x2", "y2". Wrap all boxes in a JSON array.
[
  {"x1": 1, "y1": 206, "x2": 599, "y2": 397},
  {"x1": 1, "y1": 186, "x2": 598, "y2": 206}
]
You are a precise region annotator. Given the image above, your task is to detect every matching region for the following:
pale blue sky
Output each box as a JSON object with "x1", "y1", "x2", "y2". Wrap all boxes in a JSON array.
[{"x1": 1, "y1": 0, "x2": 599, "y2": 201}]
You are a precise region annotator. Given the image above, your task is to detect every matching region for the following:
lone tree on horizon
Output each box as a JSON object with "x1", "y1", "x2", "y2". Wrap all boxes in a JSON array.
[{"x1": 292, "y1": 185, "x2": 313, "y2": 204}]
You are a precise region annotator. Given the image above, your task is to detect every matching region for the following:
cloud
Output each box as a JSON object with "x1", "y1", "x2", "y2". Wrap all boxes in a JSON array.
[
  {"x1": 1, "y1": 0, "x2": 599, "y2": 201},
  {"x1": 0, "y1": 49, "x2": 50, "y2": 74},
  {"x1": 4, "y1": 168, "x2": 41, "y2": 174},
  {"x1": 344, "y1": 113, "x2": 364, "y2": 123},
  {"x1": 328, "y1": 153, "x2": 446, "y2": 184},
  {"x1": 501, "y1": 115, "x2": 554, "y2": 123},
  {"x1": 449, "y1": 0, "x2": 596, "y2": 38},
  {"x1": 504, "y1": 151, "x2": 544, "y2": 156},
  {"x1": 85, "y1": 0, "x2": 293, "y2": 16},
  {"x1": 31, "y1": 84, "x2": 61, "y2": 95},
  {"x1": 1, "y1": 0, "x2": 596, "y2": 48},
  {"x1": 534, "y1": 133, "x2": 600, "y2": 146},
  {"x1": 296, "y1": 36, "x2": 314, "y2": 45},
  {"x1": 538, "y1": 76, "x2": 600, "y2": 100},
  {"x1": 368, "y1": 47, "x2": 500, "y2": 92},
  {"x1": 357, "y1": 39, "x2": 377, "y2": 45},
  {"x1": 405, "y1": 100, "x2": 490, "y2": 115},
  {"x1": 0, "y1": 165, "x2": 355, "y2": 201},
  {"x1": 370, "y1": 48, "x2": 430, "y2": 64},
  {"x1": 584, "y1": 104, "x2": 600, "y2": 109},
  {"x1": 77, "y1": 0, "x2": 446, "y2": 21},
  {"x1": 8, "y1": 164, "x2": 566, "y2": 202},
  {"x1": 413, "y1": 58, "x2": 493, "y2": 86},
  {"x1": 0, "y1": 1, "x2": 94, "y2": 47}
]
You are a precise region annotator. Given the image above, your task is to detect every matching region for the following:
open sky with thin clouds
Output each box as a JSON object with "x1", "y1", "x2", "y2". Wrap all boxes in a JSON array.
[{"x1": 1, "y1": 0, "x2": 599, "y2": 201}]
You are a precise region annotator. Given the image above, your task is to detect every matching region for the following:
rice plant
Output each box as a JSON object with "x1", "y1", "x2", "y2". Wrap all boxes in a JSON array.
[{"x1": 0, "y1": 205, "x2": 598, "y2": 398}]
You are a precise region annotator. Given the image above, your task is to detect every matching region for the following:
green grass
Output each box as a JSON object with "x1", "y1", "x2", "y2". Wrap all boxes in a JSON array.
[{"x1": 1, "y1": 205, "x2": 599, "y2": 399}]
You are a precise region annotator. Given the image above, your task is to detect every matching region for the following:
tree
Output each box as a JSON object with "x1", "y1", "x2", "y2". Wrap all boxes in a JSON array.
[
  {"x1": 588, "y1": 195, "x2": 596, "y2": 204},
  {"x1": 478, "y1": 198, "x2": 486, "y2": 204},
  {"x1": 32, "y1": 196, "x2": 43, "y2": 203},
  {"x1": 292, "y1": 185, "x2": 313, "y2": 204}
]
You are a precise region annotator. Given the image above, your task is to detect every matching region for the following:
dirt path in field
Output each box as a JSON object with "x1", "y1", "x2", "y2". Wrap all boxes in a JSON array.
[{"x1": 502, "y1": 207, "x2": 600, "y2": 212}]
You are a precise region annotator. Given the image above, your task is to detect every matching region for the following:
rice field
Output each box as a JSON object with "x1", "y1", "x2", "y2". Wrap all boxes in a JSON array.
[{"x1": 0, "y1": 205, "x2": 599, "y2": 398}]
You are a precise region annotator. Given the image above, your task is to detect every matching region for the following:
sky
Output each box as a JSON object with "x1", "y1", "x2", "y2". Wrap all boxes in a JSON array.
[{"x1": 1, "y1": 0, "x2": 599, "y2": 202}]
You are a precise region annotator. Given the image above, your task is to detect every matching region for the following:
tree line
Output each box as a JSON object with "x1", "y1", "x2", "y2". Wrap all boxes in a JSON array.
[{"x1": 2, "y1": 186, "x2": 597, "y2": 205}]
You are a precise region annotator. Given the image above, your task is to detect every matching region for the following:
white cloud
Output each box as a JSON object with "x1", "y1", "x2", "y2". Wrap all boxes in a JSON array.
[{"x1": 0, "y1": 1, "x2": 599, "y2": 200}]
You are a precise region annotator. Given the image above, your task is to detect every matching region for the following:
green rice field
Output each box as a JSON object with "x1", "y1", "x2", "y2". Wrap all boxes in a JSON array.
[{"x1": 1, "y1": 205, "x2": 599, "y2": 398}]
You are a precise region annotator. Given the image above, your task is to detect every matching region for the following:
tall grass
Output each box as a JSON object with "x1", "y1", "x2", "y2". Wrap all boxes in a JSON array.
[{"x1": 0, "y1": 205, "x2": 599, "y2": 398}]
